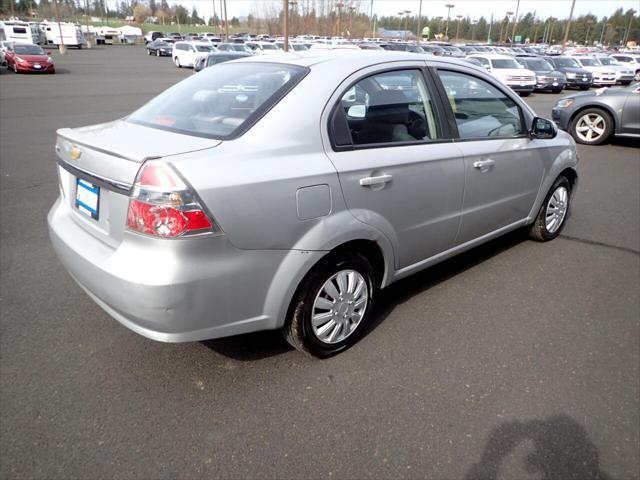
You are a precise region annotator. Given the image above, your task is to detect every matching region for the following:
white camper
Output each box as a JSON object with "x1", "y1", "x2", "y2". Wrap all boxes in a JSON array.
[
  {"x1": 40, "y1": 21, "x2": 84, "y2": 48},
  {"x1": 94, "y1": 26, "x2": 120, "y2": 45},
  {"x1": 0, "y1": 20, "x2": 41, "y2": 44}
]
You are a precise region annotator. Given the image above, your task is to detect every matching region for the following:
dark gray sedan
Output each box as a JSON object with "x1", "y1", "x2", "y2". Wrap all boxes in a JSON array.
[
  {"x1": 146, "y1": 40, "x2": 173, "y2": 57},
  {"x1": 552, "y1": 82, "x2": 640, "y2": 145}
]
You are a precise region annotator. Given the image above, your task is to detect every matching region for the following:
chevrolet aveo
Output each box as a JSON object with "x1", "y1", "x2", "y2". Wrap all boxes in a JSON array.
[{"x1": 48, "y1": 52, "x2": 578, "y2": 357}]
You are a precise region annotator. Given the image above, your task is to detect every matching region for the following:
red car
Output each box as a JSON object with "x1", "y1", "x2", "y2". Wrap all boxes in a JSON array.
[{"x1": 5, "y1": 43, "x2": 55, "y2": 74}]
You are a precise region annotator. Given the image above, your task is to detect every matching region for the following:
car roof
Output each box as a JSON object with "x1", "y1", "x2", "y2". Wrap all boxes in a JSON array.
[
  {"x1": 467, "y1": 53, "x2": 515, "y2": 60},
  {"x1": 228, "y1": 50, "x2": 487, "y2": 74}
]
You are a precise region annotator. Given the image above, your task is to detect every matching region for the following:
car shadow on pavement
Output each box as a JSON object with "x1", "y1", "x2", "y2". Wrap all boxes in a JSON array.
[
  {"x1": 610, "y1": 136, "x2": 640, "y2": 148},
  {"x1": 465, "y1": 415, "x2": 615, "y2": 480},
  {"x1": 203, "y1": 229, "x2": 529, "y2": 361},
  {"x1": 362, "y1": 228, "x2": 529, "y2": 340}
]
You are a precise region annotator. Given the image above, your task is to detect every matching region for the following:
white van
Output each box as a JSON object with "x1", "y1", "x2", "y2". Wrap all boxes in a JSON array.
[
  {"x1": 0, "y1": 20, "x2": 40, "y2": 44},
  {"x1": 40, "y1": 21, "x2": 84, "y2": 48}
]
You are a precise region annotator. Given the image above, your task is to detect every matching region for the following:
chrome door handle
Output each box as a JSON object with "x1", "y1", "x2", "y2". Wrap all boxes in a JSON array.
[
  {"x1": 473, "y1": 159, "x2": 496, "y2": 172},
  {"x1": 359, "y1": 174, "x2": 393, "y2": 186}
]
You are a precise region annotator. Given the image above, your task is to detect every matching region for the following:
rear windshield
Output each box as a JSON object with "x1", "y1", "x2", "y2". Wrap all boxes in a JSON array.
[
  {"x1": 127, "y1": 62, "x2": 308, "y2": 139},
  {"x1": 195, "y1": 45, "x2": 212, "y2": 52},
  {"x1": 14, "y1": 45, "x2": 44, "y2": 55}
]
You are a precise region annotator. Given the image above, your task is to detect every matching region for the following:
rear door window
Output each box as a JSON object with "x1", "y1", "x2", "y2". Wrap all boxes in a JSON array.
[{"x1": 335, "y1": 69, "x2": 441, "y2": 146}]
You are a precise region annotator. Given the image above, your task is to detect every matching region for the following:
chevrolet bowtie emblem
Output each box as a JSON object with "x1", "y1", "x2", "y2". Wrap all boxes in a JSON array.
[{"x1": 70, "y1": 146, "x2": 82, "y2": 160}]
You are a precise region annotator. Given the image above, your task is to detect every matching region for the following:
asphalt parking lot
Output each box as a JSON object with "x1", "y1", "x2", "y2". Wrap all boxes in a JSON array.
[{"x1": 1, "y1": 45, "x2": 638, "y2": 479}]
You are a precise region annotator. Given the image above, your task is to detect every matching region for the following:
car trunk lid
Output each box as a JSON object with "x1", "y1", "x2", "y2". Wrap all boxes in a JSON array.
[{"x1": 56, "y1": 120, "x2": 221, "y2": 248}]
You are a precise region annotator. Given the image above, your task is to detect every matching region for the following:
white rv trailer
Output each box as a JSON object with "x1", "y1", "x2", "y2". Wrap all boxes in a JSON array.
[
  {"x1": 40, "y1": 21, "x2": 84, "y2": 48},
  {"x1": 0, "y1": 20, "x2": 41, "y2": 44},
  {"x1": 94, "y1": 26, "x2": 120, "y2": 45}
]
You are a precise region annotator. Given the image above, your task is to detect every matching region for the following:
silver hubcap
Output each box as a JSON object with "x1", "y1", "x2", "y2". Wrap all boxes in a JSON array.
[
  {"x1": 575, "y1": 113, "x2": 606, "y2": 142},
  {"x1": 545, "y1": 186, "x2": 568, "y2": 234},
  {"x1": 311, "y1": 270, "x2": 368, "y2": 344}
]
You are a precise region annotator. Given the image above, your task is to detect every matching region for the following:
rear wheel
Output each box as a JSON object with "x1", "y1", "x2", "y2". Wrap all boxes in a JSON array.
[
  {"x1": 283, "y1": 251, "x2": 377, "y2": 358},
  {"x1": 634, "y1": 70, "x2": 640, "y2": 82},
  {"x1": 579, "y1": 86, "x2": 590, "y2": 90},
  {"x1": 519, "y1": 91, "x2": 532, "y2": 97},
  {"x1": 570, "y1": 108, "x2": 614, "y2": 145},
  {"x1": 174, "y1": 56, "x2": 181, "y2": 67},
  {"x1": 529, "y1": 176, "x2": 571, "y2": 242},
  {"x1": 147, "y1": 49, "x2": 151, "y2": 55}
]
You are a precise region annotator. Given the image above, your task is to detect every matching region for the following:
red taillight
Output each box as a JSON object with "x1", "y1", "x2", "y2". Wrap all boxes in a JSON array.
[{"x1": 126, "y1": 161, "x2": 216, "y2": 238}]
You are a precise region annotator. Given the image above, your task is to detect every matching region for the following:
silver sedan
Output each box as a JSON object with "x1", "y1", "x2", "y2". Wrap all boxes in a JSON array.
[{"x1": 48, "y1": 52, "x2": 578, "y2": 357}]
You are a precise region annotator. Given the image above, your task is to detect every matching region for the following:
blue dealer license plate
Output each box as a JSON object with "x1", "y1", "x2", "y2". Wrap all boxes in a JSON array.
[{"x1": 75, "y1": 179, "x2": 99, "y2": 220}]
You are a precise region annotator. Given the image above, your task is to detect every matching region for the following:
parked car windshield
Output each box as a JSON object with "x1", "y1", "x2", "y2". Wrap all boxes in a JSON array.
[
  {"x1": 127, "y1": 62, "x2": 307, "y2": 139},
  {"x1": 553, "y1": 57, "x2": 581, "y2": 68},
  {"x1": 14, "y1": 45, "x2": 45, "y2": 55},
  {"x1": 597, "y1": 57, "x2": 621, "y2": 66},
  {"x1": 577, "y1": 57, "x2": 600, "y2": 66},
  {"x1": 522, "y1": 59, "x2": 554, "y2": 71},
  {"x1": 491, "y1": 59, "x2": 521, "y2": 69}
]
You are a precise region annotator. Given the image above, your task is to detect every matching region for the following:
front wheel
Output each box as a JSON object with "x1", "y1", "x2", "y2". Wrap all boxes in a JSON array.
[
  {"x1": 579, "y1": 86, "x2": 590, "y2": 90},
  {"x1": 156, "y1": 50, "x2": 160, "y2": 57},
  {"x1": 147, "y1": 49, "x2": 151, "y2": 55},
  {"x1": 519, "y1": 91, "x2": 532, "y2": 97},
  {"x1": 283, "y1": 251, "x2": 377, "y2": 358},
  {"x1": 174, "y1": 56, "x2": 181, "y2": 67},
  {"x1": 13, "y1": 63, "x2": 18, "y2": 73},
  {"x1": 570, "y1": 108, "x2": 614, "y2": 145},
  {"x1": 529, "y1": 176, "x2": 572, "y2": 242}
]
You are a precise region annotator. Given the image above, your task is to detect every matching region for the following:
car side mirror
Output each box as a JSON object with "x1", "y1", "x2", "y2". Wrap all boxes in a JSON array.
[
  {"x1": 347, "y1": 105, "x2": 366, "y2": 118},
  {"x1": 530, "y1": 117, "x2": 557, "y2": 139}
]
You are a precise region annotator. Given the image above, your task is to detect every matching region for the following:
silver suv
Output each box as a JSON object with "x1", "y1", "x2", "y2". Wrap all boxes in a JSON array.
[{"x1": 48, "y1": 52, "x2": 578, "y2": 357}]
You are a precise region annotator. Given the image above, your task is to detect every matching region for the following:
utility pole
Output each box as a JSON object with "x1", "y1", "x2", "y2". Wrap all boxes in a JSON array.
[
  {"x1": 561, "y1": 0, "x2": 576, "y2": 53},
  {"x1": 416, "y1": 0, "x2": 423, "y2": 42},
  {"x1": 349, "y1": 5, "x2": 356, "y2": 39},
  {"x1": 53, "y1": 0, "x2": 66, "y2": 54},
  {"x1": 223, "y1": 0, "x2": 228, "y2": 39},
  {"x1": 212, "y1": 0, "x2": 217, "y2": 34},
  {"x1": 336, "y1": 2, "x2": 344, "y2": 37},
  {"x1": 471, "y1": 19, "x2": 477, "y2": 41},
  {"x1": 444, "y1": 4, "x2": 454, "y2": 40},
  {"x1": 510, "y1": 0, "x2": 520, "y2": 45},
  {"x1": 533, "y1": 20, "x2": 540, "y2": 44},
  {"x1": 283, "y1": 0, "x2": 289, "y2": 51},
  {"x1": 368, "y1": 0, "x2": 374, "y2": 39},
  {"x1": 504, "y1": 11, "x2": 514, "y2": 43},
  {"x1": 85, "y1": 0, "x2": 91, "y2": 48},
  {"x1": 403, "y1": 10, "x2": 411, "y2": 40}
]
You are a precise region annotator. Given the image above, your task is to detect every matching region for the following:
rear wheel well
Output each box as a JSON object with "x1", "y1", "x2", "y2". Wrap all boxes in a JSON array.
[{"x1": 329, "y1": 240, "x2": 386, "y2": 288}]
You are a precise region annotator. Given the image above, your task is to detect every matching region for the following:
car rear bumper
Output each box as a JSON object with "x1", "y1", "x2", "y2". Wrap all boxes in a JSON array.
[{"x1": 48, "y1": 196, "x2": 323, "y2": 342}]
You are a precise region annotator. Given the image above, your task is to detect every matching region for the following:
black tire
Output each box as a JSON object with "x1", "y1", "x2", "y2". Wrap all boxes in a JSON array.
[
  {"x1": 529, "y1": 175, "x2": 572, "y2": 242},
  {"x1": 283, "y1": 251, "x2": 377, "y2": 358},
  {"x1": 620, "y1": 80, "x2": 632, "y2": 86},
  {"x1": 552, "y1": 87, "x2": 563, "y2": 93},
  {"x1": 13, "y1": 63, "x2": 18, "y2": 73},
  {"x1": 174, "y1": 56, "x2": 181, "y2": 68},
  {"x1": 147, "y1": 49, "x2": 151, "y2": 55},
  {"x1": 156, "y1": 50, "x2": 160, "y2": 57},
  {"x1": 519, "y1": 91, "x2": 532, "y2": 97},
  {"x1": 579, "y1": 86, "x2": 590, "y2": 90},
  {"x1": 569, "y1": 108, "x2": 614, "y2": 145}
]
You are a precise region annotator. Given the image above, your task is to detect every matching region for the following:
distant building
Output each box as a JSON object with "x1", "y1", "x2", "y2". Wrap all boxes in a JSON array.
[{"x1": 145, "y1": 16, "x2": 159, "y2": 24}]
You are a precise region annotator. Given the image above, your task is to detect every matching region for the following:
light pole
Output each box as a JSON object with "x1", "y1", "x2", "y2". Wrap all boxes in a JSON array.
[
  {"x1": 403, "y1": 10, "x2": 411, "y2": 40},
  {"x1": 53, "y1": 0, "x2": 66, "y2": 54},
  {"x1": 444, "y1": 4, "x2": 454, "y2": 40},
  {"x1": 504, "y1": 11, "x2": 514, "y2": 43},
  {"x1": 397, "y1": 11, "x2": 404, "y2": 33},
  {"x1": 283, "y1": 0, "x2": 289, "y2": 51},
  {"x1": 510, "y1": 0, "x2": 520, "y2": 45},
  {"x1": 623, "y1": 9, "x2": 636, "y2": 46},
  {"x1": 532, "y1": 19, "x2": 540, "y2": 44},
  {"x1": 455, "y1": 14, "x2": 463, "y2": 40},
  {"x1": 289, "y1": 0, "x2": 298, "y2": 37},
  {"x1": 336, "y1": 2, "x2": 344, "y2": 37},
  {"x1": 561, "y1": 0, "x2": 576, "y2": 53},
  {"x1": 349, "y1": 5, "x2": 356, "y2": 39},
  {"x1": 599, "y1": 22, "x2": 611, "y2": 46},
  {"x1": 416, "y1": 0, "x2": 423, "y2": 42},
  {"x1": 471, "y1": 19, "x2": 478, "y2": 41},
  {"x1": 585, "y1": 19, "x2": 593, "y2": 45},
  {"x1": 436, "y1": 16, "x2": 443, "y2": 36}
]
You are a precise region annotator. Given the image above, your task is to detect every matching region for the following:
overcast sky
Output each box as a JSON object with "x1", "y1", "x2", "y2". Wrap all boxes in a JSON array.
[{"x1": 144, "y1": 0, "x2": 637, "y2": 20}]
